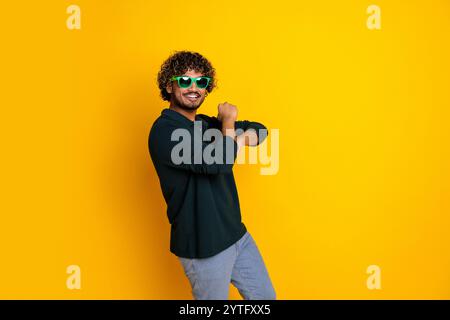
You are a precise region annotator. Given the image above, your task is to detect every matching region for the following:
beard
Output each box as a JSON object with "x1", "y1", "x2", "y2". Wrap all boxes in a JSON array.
[
  {"x1": 171, "y1": 92, "x2": 205, "y2": 111},
  {"x1": 177, "y1": 103, "x2": 200, "y2": 111}
]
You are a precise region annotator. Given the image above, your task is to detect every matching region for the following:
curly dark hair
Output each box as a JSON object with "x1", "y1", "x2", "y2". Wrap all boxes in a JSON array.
[{"x1": 157, "y1": 51, "x2": 216, "y2": 101}]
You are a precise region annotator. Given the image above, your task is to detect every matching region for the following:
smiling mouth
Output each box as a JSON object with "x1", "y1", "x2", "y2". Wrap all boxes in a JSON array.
[{"x1": 184, "y1": 93, "x2": 200, "y2": 100}]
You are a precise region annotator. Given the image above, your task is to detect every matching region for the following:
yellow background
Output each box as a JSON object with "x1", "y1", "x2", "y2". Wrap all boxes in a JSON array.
[{"x1": 0, "y1": 0, "x2": 449, "y2": 299}]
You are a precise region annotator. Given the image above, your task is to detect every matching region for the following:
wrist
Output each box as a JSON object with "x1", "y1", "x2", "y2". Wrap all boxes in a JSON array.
[
  {"x1": 221, "y1": 116, "x2": 236, "y2": 124},
  {"x1": 221, "y1": 118, "x2": 236, "y2": 139}
]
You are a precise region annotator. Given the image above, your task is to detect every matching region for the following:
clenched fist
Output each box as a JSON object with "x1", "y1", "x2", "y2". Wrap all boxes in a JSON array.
[{"x1": 217, "y1": 102, "x2": 238, "y2": 122}]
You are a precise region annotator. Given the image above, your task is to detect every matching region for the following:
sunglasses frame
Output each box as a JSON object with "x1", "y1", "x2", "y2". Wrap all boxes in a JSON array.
[{"x1": 170, "y1": 75, "x2": 211, "y2": 89}]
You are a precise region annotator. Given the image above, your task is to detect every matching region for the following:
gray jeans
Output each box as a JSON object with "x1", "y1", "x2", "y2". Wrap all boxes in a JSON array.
[{"x1": 178, "y1": 231, "x2": 276, "y2": 300}]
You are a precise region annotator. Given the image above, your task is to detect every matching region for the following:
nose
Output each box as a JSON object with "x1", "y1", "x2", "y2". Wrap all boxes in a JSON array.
[
  {"x1": 185, "y1": 81, "x2": 201, "y2": 93},
  {"x1": 190, "y1": 80, "x2": 199, "y2": 90}
]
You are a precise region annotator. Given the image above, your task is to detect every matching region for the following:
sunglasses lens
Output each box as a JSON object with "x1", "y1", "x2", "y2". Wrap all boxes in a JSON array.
[
  {"x1": 196, "y1": 77, "x2": 209, "y2": 89},
  {"x1": 178, "y1": 76, "x2": 192, "y2": 88}
]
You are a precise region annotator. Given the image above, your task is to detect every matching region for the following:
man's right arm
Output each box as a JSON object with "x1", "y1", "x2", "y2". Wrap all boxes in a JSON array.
[{"x1": 149, "y1": 122, "x2": 239, "y2": 175}]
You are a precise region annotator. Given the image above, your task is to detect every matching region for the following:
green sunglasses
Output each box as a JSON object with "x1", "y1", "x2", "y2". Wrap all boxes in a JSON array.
[{"x1": 170, "y1": 75, "x2": 211, "y2": 89}]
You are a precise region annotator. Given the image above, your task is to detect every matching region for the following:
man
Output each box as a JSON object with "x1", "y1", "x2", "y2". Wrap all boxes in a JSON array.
[{"x1": 148, "y1": 51, "x2": 276, "y2": 300}]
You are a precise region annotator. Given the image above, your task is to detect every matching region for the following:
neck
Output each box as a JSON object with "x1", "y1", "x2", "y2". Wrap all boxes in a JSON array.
[{"x1": 169, "y1": 104, "x2": 197, "y2": 121}]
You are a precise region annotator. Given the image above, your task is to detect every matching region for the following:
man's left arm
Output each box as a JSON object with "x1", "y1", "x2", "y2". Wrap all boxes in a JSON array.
[
  {"x1": 199, "y1": 113, "x2": 269, "y2": 148},
  {"x1": 234, "y1": 120, "x2": 268, "y2": 147}
]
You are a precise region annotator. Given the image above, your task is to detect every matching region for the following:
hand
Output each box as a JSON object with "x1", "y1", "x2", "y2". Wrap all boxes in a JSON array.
[{"x1": 217, "y1": 102, "x2": 238, "y2": 122}]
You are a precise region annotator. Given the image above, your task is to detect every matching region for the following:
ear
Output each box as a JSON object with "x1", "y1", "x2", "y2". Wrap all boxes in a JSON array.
[{"x1": 166, "y1": 82, "x2": 173, "y2": 94}]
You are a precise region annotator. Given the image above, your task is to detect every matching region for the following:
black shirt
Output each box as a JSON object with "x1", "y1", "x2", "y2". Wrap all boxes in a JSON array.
[{"x1": 148, "y1": 108, "x2": 267, "y2": 258}]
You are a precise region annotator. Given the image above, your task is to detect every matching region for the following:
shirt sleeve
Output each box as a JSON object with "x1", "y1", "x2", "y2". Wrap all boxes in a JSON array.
[
  {"x1": 150, "y1": 123, "x2": 239, "y2": 175},
  {"x1": 234, "y1": 120, "x2": 268, "y2": 146}
]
